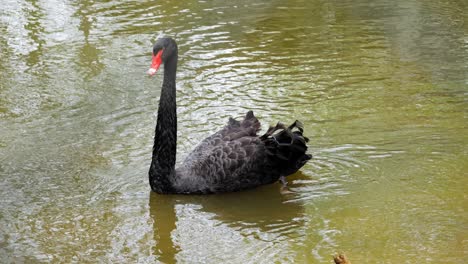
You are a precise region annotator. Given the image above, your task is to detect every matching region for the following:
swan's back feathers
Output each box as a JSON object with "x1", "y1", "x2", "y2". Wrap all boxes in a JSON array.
[
  {"x1": 222, "y1": 110, "x2": 261, "y2": 140},
  {"x1": 173, "y1": 111, "x2": 311, "y2": 193}
]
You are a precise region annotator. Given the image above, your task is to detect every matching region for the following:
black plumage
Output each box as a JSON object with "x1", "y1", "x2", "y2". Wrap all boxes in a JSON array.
[{"x1": 148, "y1": 38, "x2": 312, "y2": 194}]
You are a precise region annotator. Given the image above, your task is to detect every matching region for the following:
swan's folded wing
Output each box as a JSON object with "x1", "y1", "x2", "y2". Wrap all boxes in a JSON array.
[
  {"x1": 182, "y1": 111, "x2": 260, "y2": 163},
  {"x1": 175, "y1": 113, "x2": 311, "y2": 193},
  {"x1": 177, "y1": 135, "x2": 273, "y2": 193}
]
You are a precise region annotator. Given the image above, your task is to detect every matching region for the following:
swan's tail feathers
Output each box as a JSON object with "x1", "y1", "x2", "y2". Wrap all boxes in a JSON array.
[{"x1": 261, "y1": 120, "x2": 312, "y2": 177}]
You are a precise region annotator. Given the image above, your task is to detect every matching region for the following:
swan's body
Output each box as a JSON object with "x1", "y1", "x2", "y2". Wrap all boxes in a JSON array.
[{"x1": 148, "y1": 38, "x2": 311, "y2": 194}]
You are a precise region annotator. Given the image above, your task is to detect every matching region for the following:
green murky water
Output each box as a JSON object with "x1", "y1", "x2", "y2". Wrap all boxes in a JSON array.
[{"x1": 0, "y1": 0, "x2": 467, "y2": 263}]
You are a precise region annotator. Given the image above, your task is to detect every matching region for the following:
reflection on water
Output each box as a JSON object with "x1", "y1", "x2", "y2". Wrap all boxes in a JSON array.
[
  {"x1": 150, "y1": 193, "x2": 179, "y2": 264},
  {"x1": 149, "y1": 179, "x2": 306, "y2": 263},
  {"x1": 0, "y1": 0, "x2": 467, "y2": 262}
]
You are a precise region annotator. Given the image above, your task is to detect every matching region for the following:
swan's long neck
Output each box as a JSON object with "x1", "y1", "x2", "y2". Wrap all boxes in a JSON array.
[{"x1": 149, "y1": 54, "x2": 178, "y2": 193}]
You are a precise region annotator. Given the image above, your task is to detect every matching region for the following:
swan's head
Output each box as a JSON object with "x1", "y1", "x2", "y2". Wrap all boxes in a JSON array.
[{"x1": 148, "y1": 38, "x2": 178, "y2": 76}]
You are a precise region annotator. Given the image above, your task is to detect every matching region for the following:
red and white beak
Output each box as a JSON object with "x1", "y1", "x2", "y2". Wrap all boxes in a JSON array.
[{"x1": 147, "y1": 49, "x2": 163, "y2": 76}]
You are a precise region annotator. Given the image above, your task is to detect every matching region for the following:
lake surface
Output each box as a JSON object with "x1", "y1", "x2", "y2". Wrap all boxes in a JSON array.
[{"x1": 0, "y1": 0, "x2": 467, "y2": 263}]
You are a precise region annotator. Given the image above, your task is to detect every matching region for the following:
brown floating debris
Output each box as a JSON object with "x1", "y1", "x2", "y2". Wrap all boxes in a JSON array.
[{"x1": 333, "y1": 253, "x2": 351, "y2": 264}]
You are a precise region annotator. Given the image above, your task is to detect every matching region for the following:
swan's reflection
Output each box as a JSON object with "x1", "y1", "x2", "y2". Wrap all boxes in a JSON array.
[
  {"x1": 148, "y1": 172, "x2": 308, "y2": 262},
  {"x1": 149, "y1": 192, "x2": 179, "y2": 264}
]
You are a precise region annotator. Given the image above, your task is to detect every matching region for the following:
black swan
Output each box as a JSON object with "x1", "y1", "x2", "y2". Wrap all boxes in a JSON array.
[{"x1": 147, "y1": 38, "x2": 312, "y2": 194}]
